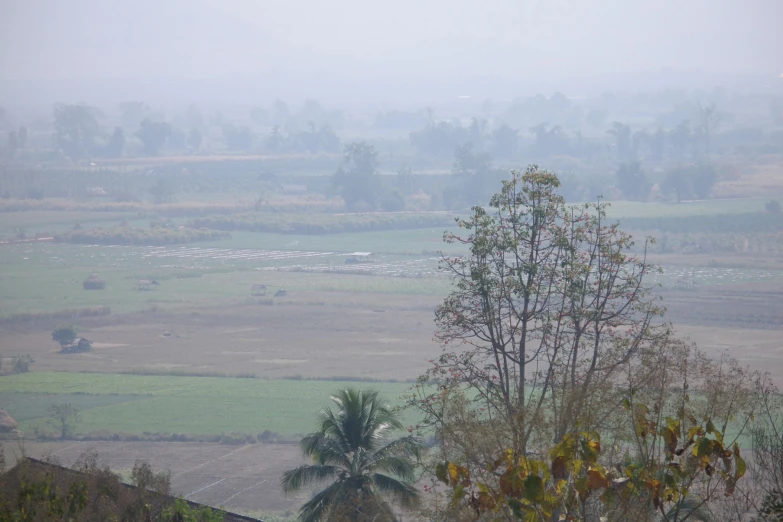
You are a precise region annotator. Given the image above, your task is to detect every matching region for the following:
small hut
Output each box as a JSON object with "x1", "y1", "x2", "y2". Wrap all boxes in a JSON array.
[
  {"x1": 64, "y1": 337, "x2": 93, "y2": 353},
  {"x1": 250, "y1": 283, "x2": 267, "y2": 296},
  {"x1": 0, "y1": 409, "x2": 18, "y2": 433},
  {"x1": 137, "y1": 279, "x2": 160, "y2": 291},
  {"x1": 83, "y1": 273, "x2": 105, "y2": 290}
]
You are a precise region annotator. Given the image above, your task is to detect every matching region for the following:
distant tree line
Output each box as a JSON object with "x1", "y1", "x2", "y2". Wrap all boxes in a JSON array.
[{"x1": 3, "y1": 99, "x2": 343, "y2": 162}]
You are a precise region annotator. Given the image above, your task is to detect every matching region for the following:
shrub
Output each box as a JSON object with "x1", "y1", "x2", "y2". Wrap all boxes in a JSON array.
[
  {"x1": 52, "y1": 324, "x2": 78, "y2": 350},
  {"x1": 10, "y1": 355, "x2": 33, "y2": 374},
  {"x1": 83, "y1": 273, "x2": 105, "y2": 290},
  {"x1": 258, "y1": 430, "x2": 282, "y2": 443}
]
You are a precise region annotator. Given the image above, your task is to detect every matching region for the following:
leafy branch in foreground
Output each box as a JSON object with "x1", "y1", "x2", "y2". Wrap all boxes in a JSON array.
[{"x1": 435, "y1": 400, "x2": 747, "y2": 521}]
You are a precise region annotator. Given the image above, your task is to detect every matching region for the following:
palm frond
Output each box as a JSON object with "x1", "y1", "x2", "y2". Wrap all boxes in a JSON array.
[
  {"x1": 281, "y1": 464, "x2": 338, "y2": 494},
  {"x1": 297, "y1": 480, "x2": 344, "y2": 522},
  {"x1": 371, "y1": 455, "x2": 417, "y2": 483},
  {"x1": 363, "y1": 436, "x2": 420, "y2": 478},
  {"x1": 372, "y1": 435, "x2": 421, "y2": 460},
  {"x1": 300, "y1": 433, "x2": 353, "y2": 469},
  {"x1": 320, "y1": 407, "x2": 352, "y2": 453},
  {"x1": 299, "y1": 432, "x2": 325, "y2": 458},
  {"x1": 372, "y1": 472, "x2": 420, "y2": 508}
]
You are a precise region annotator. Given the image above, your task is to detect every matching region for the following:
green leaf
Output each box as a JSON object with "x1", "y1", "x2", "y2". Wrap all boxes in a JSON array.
[
  {"x1": 508, "y1": 497, "x2": 527, "y2": 518},
  {"x1": 435, "y1": 462, "x2": 448, "y2": 484},
  {"x1": 523, "y1": 475, "x2": 544, "y2": 502}
]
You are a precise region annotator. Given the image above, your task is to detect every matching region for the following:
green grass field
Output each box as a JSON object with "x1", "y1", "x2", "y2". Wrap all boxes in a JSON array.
[
  {"x1": 0, "y1": 242, "x2": 449, "y2": 316},
  {"x1": 4, "y1": 205, "x2": 783, "y2": 318},
  {"x1": 0, "y1": 210, "x2": 137, "y2": 236},
  {"x1": 1, "y1": 196, "x2": 780, "y2": 320},
  {"x1": 218, "y1": 228, "x2": 461, "y2": 254},
  {"x1": 1, "y1": 196, "x2": 770, "y2": 240},
  {"x1": 0, "y1": 373, "x2": 415, "y2": 438},
  {"x1": 602, "y1": 198, "x2": 770, "y2": 219}
]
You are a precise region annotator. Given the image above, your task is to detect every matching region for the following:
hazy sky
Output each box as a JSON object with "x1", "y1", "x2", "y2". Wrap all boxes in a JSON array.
[{"x1": 1, "y1": 0, "x2": 780, "y2": 104}]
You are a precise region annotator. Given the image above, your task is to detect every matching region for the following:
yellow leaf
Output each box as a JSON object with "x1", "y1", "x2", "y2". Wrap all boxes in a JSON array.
[{"x1": 447, "y1": 462, "x2": 469, "y2": 487}]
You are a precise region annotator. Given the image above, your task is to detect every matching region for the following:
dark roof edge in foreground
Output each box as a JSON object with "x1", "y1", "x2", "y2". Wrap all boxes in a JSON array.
[{"x1": 22, "y1": 457, "x2": 263, "y2": 522}]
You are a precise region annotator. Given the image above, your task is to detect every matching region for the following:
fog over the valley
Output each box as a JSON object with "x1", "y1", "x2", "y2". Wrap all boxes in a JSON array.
[
  {"x1": 1, "y1": 0, "x2": 781, "y2": 106},
  {"x1": 4, "y1": 1, "x2": 783, "y2": 519}
]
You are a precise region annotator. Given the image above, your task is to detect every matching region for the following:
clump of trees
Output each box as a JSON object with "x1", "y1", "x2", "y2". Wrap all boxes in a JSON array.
[
  {"x1": 47, "y1": 403, "x2": 80, "y2": 439},
  {"x1": 51, "y1": 324, "x2": 86, "y2": 353},
  {"x1": 662, "y1": 164, "x2": 718, "y2": 202},
  {"x1": 615, "y1": 162, "x2": 651, "y2": 201},
  {"x1": 331, "y1": 142, "x2": 384, "y2": 211},
  {"x1": 443, "y1": 143, "x2": 505, "y2": 210},
  {"x1": 136, "y1": 119, "x2": 170, "y2": 156},
  {"x1": 53, "y1": 104, "x2": 103, "y2": 160}
]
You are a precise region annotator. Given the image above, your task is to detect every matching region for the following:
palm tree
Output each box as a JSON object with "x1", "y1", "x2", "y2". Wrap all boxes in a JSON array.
[{"x1": 281, "y1": 388, "x2": 420, "y2": 522}]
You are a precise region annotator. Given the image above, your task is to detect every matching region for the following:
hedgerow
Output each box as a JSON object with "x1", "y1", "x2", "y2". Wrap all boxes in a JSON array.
[
  {"x1": 54, "y1": 227, "x2": 230, "y2": 246},
  {"x1": 190, "y1": 212, "x2": 455, "y2": 235}
]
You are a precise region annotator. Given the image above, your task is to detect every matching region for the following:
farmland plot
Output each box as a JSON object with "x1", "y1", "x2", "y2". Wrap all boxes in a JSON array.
[
  {"x1": 0, "y1": 373, "x2": 414, "y2": 438},
  {"x1": 260, "y1": 256, "x2": 442, "y2": 278},
  {"x1": 655, "y1": 266, "x2": 783, "y2": 288},
  {"x1": 2, "y1": 243, "x2": 445, "y2": 277}
]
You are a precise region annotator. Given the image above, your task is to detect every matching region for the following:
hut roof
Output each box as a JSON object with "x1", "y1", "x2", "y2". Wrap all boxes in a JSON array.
[{"x1": 0, "y1": 409, "x2": 18, "y2": 432}]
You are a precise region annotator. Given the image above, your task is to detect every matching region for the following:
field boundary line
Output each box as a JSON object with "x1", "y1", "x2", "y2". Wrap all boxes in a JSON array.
[
  {"x1": 185, "y1": 478, "x2": 226, "y2": 499},
  {"x1": 172, "y1": 444, "x2": 253, "y2": 478},
  {"x1": 220, "y1": 479, "x2": 267, "y2": 505},
  {"x1": 50, "y1": 441, "x2": 83, "y2": 456}
]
